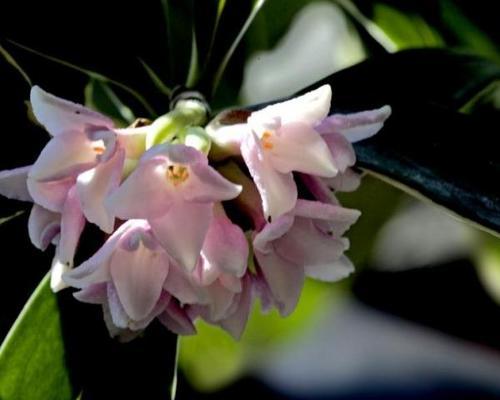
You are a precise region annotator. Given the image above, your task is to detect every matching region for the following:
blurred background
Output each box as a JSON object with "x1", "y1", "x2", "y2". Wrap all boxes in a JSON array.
[{"x1": 1, "y1": 1, "x2": 500, "y2": 399}]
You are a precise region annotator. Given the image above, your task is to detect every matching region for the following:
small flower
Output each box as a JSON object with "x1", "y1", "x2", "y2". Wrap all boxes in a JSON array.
[
  {"x1": 63, "y1": 220, "x2": 171, "y2": 336},
  {"x1": 241, "y1": 85, "x2": 338, "y2": 220},
  {"x1": 105, "y1": 143, "x2": 242, "y2": 271},
  {"x1": 253, "y1": 199, "x2": 360, "y2": 316}
]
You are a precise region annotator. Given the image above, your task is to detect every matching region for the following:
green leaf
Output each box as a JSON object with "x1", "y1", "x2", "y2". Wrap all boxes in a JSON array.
[
  {"x1": 84, "y1": 79, "x2": 135, "y2": 126},
  {"x1": 180, "y1": 279, "x2": 340, "y2": 391},
  {"x1": 0, "y1": 210, "x2": 24, "y2": 226},
  {"x1": 372, "y1": 3, "x2": 444, "y2": 49},
  {"x1": 0, "y1": 44, "x2": 31, "y2": 87},
  {"x1": 0, "y1": 274, "x2": 74, "y2": 400}
]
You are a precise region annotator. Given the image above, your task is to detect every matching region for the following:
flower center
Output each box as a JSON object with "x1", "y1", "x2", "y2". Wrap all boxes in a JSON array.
[
  {"x1": 92, "y1": 145, "x2": 106, "y2": 155},
  {"x1": 261, "y1": 130, "x2": 274, "y2": 150},
  {"x1": 166, "y1": 164, "x2": 189, "y2": 186}
]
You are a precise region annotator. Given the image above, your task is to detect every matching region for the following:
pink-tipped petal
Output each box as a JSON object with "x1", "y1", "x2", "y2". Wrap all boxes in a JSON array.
[
  {"x1": 274, "y1": 217, "x2": 348, "y2": 267},
  {"x1": 158, "y1": 301, "x2": 197, "y2": 335},
  {"x1": 150, "y1": 201, "x2": 212, "y2": 271},
  {"x1": 62, "y1": 221, "x2": 132, "y2": 288},
  {"x1": 28, "y1": 204, "x2": 60, "y2": 250},
  {"x1": 305, "y1": 255, "x2": 354, "y2": 282},
  {"x1": 219, "y1": 275, "x2": 253, "y2": 339},
  {"x1": 27, "y1": 176, "x2": 75, "y2": 212},
  {"x1": 202, "y1": 214, "x2": 248, "y2": 277},
  {"x1": 316, "y1": 105, "x2": 392, "y2": 143},
  {"x1": 128, "y1": 292, "x2": 171, "y2": 331},
  {"x1": 164, "y1": 263, "x2": 200, "y2": 304},
  {"x1": 0, "y1": 166, "x2": 32, "y2": 201},
  {"x1": 241, "y1": 131, "x2": 297, "y2": 220},
  {"x1": 29, "y1": 132, "x2": 99, "y2": 181},
  {"x1": 73, "y1": 283, "x2": 108, "y2": 304},
  {"x1": 105, "y1": 157, "x2": 173, "y2": 219},
  {"x1": 320, "y1": 131, "x2": 356, "y2": 172},
  {"x1": 204, "y1": 283, "x2": 237, "y2": 321},
  {"x1": 324, "y1": 169, "x2": 361, "y2": 193},
  {"x1": 77, "y1": 147, "x2": 125, "y2": 233},
  {"x1": 30, "y1": 86, "x2": 114, "y2": 136},
  {"x1": 55, "y1": 186, "x2": 85, "y2": 270},
  {"x1": 253, "y1": 215, "x2": 295, "y2": 254},
  {"x1": 183, "y1": 162, "x2": 242, "y2": 202},
  {"x1": 251, "y1": 85, "x2": 332, "y2": 126},
  {"x1": 270, "y1": 122, "x2": 337, "y2": 177},
  {"x1": 219, "y1": 273, "x2": 243, "y2": 293},
  {"x1": 109, "y1": 240, "x2": 169, "y2": 321},
  {"x1": 107, "y1": 283, "x2": 129, "y2": 329},
  {"x1": 255, "y1": 250, "x2": 304, "y2": 317}
]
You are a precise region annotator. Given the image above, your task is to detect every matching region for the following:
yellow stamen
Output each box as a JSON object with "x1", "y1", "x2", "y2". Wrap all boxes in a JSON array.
[
  {"x1": 166, "y1": 164, "x2": 189, "y2": 186},
  {"x1": 261, "y1": 130, "x2": 274, "y2": 150}
]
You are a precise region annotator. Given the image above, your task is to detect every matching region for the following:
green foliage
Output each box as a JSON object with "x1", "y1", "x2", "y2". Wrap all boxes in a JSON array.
[
  {"x1": 84, "y1": 79, "x2": 135, "y2": 127},
  {"x1": 0, "y1": 274, "x2": 74, "y2": 400},
  {"x1": 180, "y1": 279, "x2": 340, "y2": 391}
]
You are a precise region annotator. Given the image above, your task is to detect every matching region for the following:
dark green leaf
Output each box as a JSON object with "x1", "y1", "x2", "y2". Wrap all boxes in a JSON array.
[
  {"x1": 0, "y1": 274, "x2": 74, "y2": 400},
  {"x1": 84, "y1": 79, "x2": 135, "y2": 126}
]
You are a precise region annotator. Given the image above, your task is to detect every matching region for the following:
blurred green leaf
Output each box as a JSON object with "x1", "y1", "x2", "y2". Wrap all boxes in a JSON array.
[
  {"x1": 0, "y1": 44, "x2": 31, "y2": 87},
  {"x1": 0, "y1": 210, "x2": 24, "y2": 226},
  {"x1": 0, "y1": 274, "x2": 74, "y2": 400},
  {"x1": 372, "y1": 3, "x2": 444, "y2": 49},
  {"x1": 475, "y1": 233, "x2": 500, "y2": 305},
  {"x1": 84, "y1": 79, "x2": 135, "y2": 126},
  {"x1": 180, "y1": 279, "x2": 340, "y2": 391},
  {"x1": 440, "y1": 0, "x2": 500, "y2": 63},
  {"x1": 6, "y1": 41, "x2": 156, "y2": 117}
]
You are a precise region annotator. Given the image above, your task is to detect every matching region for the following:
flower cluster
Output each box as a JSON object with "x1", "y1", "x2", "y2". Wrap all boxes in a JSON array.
[{"x1": 0, "y1": 85, "x2": 390, "y2": 340}]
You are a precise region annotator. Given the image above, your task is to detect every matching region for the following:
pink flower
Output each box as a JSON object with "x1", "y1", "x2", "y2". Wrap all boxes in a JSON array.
[
  {"x1": 105, "y1": 143, "x2": 242, "y2": 271},
  {"x1": 253, "y1": 199, "x2": 360, "y2": 316},
  {"x1": 27, "y1": 86, "x2": 146, "y2": 233},
  {"x1": 240, "y1": 85, "x2": 338, "y2": 220},
  {"x1": 63, "y1": 220, "x2": 173, "y2": 337}
]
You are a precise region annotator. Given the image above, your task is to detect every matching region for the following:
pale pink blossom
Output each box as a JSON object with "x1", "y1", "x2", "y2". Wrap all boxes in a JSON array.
[
  {"x1": 253, "y1": 199, "x2": 360, "y2": 316},
  {"x1": 105, "y1": 143, "x2": 242, "y2": 271}
]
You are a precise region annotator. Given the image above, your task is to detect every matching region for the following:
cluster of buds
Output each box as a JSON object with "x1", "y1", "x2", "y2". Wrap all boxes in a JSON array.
[{"x1": 0, "y1": 85, "x2": 390, "y2": 340}]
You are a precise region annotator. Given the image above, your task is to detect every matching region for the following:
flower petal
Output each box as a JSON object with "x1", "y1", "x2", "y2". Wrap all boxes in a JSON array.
[
  {"x1": 305, "y1": 255, "x2": 354, "y2": 282},
  {"x1": 324, "y1": 169, "x2": 361, "y2": 193},
  {"x1": 299, "y1": 174, "x2": 339, "y2": 205},
  {"x1": 77, "y1": 147, "x2": 125, "y2": 233},
  {"x1": 182, "y1": 162, "x2": 242, "y2": 202},
  {"x1": 105, "y1": 157, "x2": 173, "y2": 219},
  {"x1": 55, "y1": 186, "x2": 85, "y2": 270},
  {"x1": 150, "y1": 201, "x2": 212, "y2": 271},
  {"x1": 274, "y1": 217, "x2": 348, "y2": 267},
  {"x1": 202, "y1": 213, "x2": 248, "y2": 277},
  {"x1": 251, "y1": 85, "x2": 331, "y2": 126},
  {"x1": 241, "y1": 131, "x2": 297, "y2": 220},
  {"x1": 30, "y1": 85, "x2": 114, "y2": 136},
  {"x1": 316, "y1": 105, "x2": 392, "y2": 143},
  {"x1": 219, "y1": 275, "x2": 253, "y2": 339},
  {"x1": 115, "y1": 126, "x2": 147, "y2": 160},
  {"x1": 255, "y1": 250, "x2": 304, "y2": 317},
  {"x1": 158, "y1": 301, "x2": 196, "y2": 335},
  {"x1": 29, "y1": 132, "x2": 98, "y2": 181},
  {"x1": 28, "y1": 204, "x2": 60, "y2": 250},
  {"x1": 0, "y1": 166, "x2": 32, "y2": 202},
  {"x1": 253, "y1": 215, "x2": 295, "y2": 254},
  {"x1": 270, "y1": 122, "x2": 337, "y2": 177},
  {"x1": 27, "y1": 176, "x2": 75, "y2": 212},
  {"x1": 73, "y1": 283, "x2": 108, "y2": 304},
  {"x1": 163, "y1": 263, "x2": 201, "y2": 304},
  {"x1": 292, "y1": 199, "x2": 361, "y2": 237},
  {"x1": 62, "y1": 221, "x2": 133, "y2": 288},
  {"x1": 320, "y1": 131, "x2": 356, "y2": 172},
  {"x1": 109, "y1": 240, "x2": 169, "y2": 321}
]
